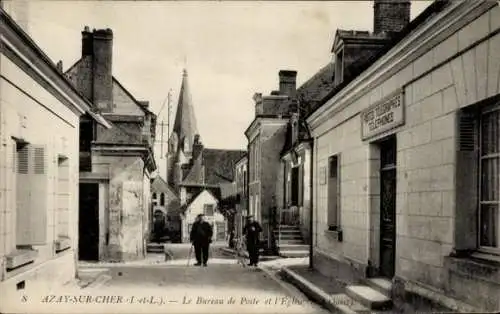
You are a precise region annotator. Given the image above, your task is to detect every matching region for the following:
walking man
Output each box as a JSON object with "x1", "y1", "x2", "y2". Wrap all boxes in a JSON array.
[
  {"x1": 190, "y1": 214, "x2": 213, "y2": 267},
  {"x1": 243, "y1": 215, "x2": 262, "y2": 267}
]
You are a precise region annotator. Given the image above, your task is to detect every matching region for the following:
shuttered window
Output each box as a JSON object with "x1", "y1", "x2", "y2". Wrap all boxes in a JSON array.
[
  {"x1": 16, "y1": 144, "x2": 48, "y2": 246},
  {"x1": 479, "y1": 106, "x2": 500, "y2": 250},
  {"x1": 327, "y1": 155, "x2": 341, "y2": 229}
]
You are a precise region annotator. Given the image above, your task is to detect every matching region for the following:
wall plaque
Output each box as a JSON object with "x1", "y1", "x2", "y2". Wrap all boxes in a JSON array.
[{"x1": 361, "y1": 89, "x2": 405, "y2": 140}]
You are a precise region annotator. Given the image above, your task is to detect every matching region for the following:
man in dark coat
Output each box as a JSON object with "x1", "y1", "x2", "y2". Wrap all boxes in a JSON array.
[
  {"x1": 190, "y1": 214, "x2": 213, "y2": 266},
  {"x1": 243, "y1": 215, "x2": 262, "y2": 266}
]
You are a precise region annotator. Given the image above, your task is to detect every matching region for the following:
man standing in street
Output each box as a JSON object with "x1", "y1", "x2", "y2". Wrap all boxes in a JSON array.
[
  {"x1": 190, "y1": 214, "x2": 213, "y2": 266},
  {"x1": 243, "y1": 215, "x2": 262, "y2": 267}
]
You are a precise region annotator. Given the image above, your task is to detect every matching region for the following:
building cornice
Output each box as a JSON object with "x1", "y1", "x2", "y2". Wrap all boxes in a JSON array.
[
  {"x1": 307, "y1": 0, "x2": 493, "y2": 131},
  {"x1": 0, "y1": 10, "x2": 111, "y2": 128}
]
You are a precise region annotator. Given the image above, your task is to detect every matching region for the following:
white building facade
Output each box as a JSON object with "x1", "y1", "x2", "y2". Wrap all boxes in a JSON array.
[
  {"x1": 307, "y1": 1, "x2": 500, "y2": 311},
  {"x1": 0, "y1": 7, "x2": 109, "y2": 306}
]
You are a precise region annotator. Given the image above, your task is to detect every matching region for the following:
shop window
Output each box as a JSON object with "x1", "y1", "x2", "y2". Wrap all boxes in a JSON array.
[
  {"x1": 327, "y1": 155, "x2": 341, "y2": 231},
  {"x1": 204, "y1": 204, "x2": 214, "y2": 216}
]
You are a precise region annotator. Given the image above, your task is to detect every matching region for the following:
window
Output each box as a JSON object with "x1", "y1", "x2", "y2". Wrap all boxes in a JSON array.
[
  {"x1": 327, "y1": 155, "x2": 341, "y2": 230},
  {"x1": 335, "y1": 49, "x2": 344, "y2": 85},
  {"x1": 16, "y1": 143, "x2": 48, "y2": 246},
  {"x1": 153, "y1": 192, "x2": 157, "y2": 200},
  {"x1": 204, "y1": 204, "x2": 214, "y2": 216},
  {"x1": 479, "y1": 106, "x2": 500, "y2": 249},
  {"x1": 160, "y1": 193, "x2": 165, "y2": 206}
]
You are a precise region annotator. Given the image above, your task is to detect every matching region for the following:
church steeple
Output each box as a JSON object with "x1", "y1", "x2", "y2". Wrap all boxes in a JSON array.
[{"x1": 170, "y1": 68, "x2": 199, "y2": 155}]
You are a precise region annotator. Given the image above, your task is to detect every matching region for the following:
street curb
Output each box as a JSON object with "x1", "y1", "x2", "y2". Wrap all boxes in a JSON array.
[
  {"x1": 280, "y1": 267, "x2": 357, "y2": 314},
  {"x1": 257, "y1": 265, "x2": 327, "y2": 313}
]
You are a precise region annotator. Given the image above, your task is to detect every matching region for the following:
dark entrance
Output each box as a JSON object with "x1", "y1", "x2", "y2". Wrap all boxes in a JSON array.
[
  {"x1": 379, "y1": 136, "x2": 397, "y2": 278},
  {"x1": 79, "y1": 183, "x2": 99, "y2": 261}
]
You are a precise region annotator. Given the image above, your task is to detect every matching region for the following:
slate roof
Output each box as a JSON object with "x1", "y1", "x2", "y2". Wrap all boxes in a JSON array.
[
  {"x1": 296, "y1": 62, "x2": 335, "y2": 118},
  {"x1": 182, "y1": 148, "x2": 246, "y2": 186},
  {"x1": 151, "y1": 176, "x2": 178, "y2": 198},
  {"x1": 305, "y1": 0, "x2": 451, "y2": 119},
  {"x1": 171, "y1": 69, "x2": 199, "y2": 153}
]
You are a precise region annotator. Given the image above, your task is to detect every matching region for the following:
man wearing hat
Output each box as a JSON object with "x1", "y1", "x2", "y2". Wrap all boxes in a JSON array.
[
  {"x1": 243, "y1": 215, "x2": 262, "y2": 266},
  {"x1": 190, "y1": 213, "x2": 213, "y2": 266}
]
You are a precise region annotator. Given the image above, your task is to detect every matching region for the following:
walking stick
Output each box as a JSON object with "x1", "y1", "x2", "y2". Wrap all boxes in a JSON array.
[{"x1": 187, "y1": 244, "x2": 193, "y2": 267}]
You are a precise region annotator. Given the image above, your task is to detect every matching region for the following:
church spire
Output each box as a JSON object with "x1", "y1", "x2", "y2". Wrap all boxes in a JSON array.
[{"x1": 170, "y1": 68, "x2": 199, "y2": 154}]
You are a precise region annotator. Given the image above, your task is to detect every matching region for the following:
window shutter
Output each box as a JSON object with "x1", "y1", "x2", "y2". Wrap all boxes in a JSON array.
[
  {"x1": 29, "y1": 145, "x2": 48, "y2": 245},
  {"x1": 16, "y1": 145, "x2": 31, "y2": 245},
  {"x1": 458, "y1": 110, "x2": 478, "y2": 152}
]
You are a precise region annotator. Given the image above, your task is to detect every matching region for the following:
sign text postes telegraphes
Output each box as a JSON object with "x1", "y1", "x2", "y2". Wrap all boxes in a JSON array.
[{"x1": 361, "y1": 90, "x2": 405, "y2": 140}]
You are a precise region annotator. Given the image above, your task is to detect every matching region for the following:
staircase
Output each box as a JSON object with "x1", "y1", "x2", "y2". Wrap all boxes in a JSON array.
[{"x1": 273, "y1": 225, "x2": 309, "y2": 258}]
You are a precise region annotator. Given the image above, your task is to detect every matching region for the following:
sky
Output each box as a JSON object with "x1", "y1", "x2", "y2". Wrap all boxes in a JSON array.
[{"x1": 12, "y1": 1, "x2": 430, "y2": 152}]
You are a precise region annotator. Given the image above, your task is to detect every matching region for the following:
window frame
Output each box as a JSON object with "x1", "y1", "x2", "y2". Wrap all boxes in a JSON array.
[
  {"x1": 203, "y1": 204, "x2": 215, "y2": 216},
  {"x1": 478, "y1": 104, "x2": 500, "y2": 253},
  {"x1": 327, "y1": 154, "x2": 341, "y2": 231}
]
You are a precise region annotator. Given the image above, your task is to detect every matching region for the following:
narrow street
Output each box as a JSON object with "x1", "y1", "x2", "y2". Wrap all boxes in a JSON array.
[{"x1": 11, "y1": 244, "x2": 329, "y2": 314}]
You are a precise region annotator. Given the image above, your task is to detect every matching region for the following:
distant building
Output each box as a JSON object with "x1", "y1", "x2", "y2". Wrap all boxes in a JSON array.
[
  {"x1": 0, "y1": 9, "x2": 109, "y2": 302},
  {"x1": 166, "y1": 70, "x2": 246, "y2": 242},
  {"x1": 233, "y1": 155, "x2": 248, "y2": 239},
  {"x1": 64, "y1": 26, "x2": 157, "y2": 261},
  {"x1": 150, "y1": 176, "x2": 179, "y2": 243}
]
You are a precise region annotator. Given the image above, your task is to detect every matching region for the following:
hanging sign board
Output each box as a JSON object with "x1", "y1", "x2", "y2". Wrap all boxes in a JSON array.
[{"x1": 361, "y1": 89, "x2": 405, "y2": 140}]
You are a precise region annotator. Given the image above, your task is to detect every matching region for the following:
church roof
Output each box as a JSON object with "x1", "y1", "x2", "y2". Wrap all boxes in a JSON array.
[{"x1": 171, "y1": 69, "x2": 199, "y2": 153}]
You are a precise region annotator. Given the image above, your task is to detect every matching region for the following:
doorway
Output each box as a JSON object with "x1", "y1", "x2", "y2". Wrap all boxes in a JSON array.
[
  {"x1": 379, "y1": 136, "x2": 397, "y2": 278},
  {"x1": 79, "y1": 183, "x2": 99, "y2": 261}
]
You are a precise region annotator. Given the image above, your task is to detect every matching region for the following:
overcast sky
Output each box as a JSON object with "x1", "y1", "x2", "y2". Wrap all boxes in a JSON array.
[{"x1": 22, "y1": 1, "x2": 431, "y2": 151}]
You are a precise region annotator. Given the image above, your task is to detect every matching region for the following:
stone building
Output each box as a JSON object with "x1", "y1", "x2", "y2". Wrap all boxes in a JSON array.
[
  {"x1": 306, "y1": 0, "x2": 500, "y2": 311},
  {"x1": 233, "y1": 155, "x2": 248, "y2": 239},
  {"x1": 0, "y1": 8, "x2": 109, "y2": 303},
  {"x1": 166, "y1": 70, "x2": 245, "y2": 242},
  {"x1": 64, "y1": 27, "x2": 157, "y2": 261}
]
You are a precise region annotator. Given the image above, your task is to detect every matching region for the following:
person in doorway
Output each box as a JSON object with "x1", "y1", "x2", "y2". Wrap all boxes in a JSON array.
[
  {"x1": 243, "y1": 215, "x2": 262, "y2": 267},
  {"x1": 189, "y1": 213, "x2": 213, "y2": 266}
]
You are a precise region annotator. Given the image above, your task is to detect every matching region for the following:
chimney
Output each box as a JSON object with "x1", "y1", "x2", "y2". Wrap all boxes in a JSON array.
[
  {"x1": 81, "y1": 26, "x2": 93, "y2": 56},
  {"x1": 56, "y1": 60, "x2": 63, "y2": 73},
  {"x1": 253, "y1": 93, "x2": 263, "y2": 116},
  {"x1": 192, "y1": 134, "x2": 203, "y2": 161},
  {"x1": 278, "y1": 70, "x2": 297, "y2": 98},
  {"x1": 92, "y1": 28, "x2": 114, "y2": 112},
  {"x1": 373, "y1": 0, "x2": 411, "y2": 35}
]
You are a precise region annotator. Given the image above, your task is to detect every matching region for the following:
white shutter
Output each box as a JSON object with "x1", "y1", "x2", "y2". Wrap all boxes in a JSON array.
[{"x1": 30, "y1": 145, "x2": 48, "y2": 245}]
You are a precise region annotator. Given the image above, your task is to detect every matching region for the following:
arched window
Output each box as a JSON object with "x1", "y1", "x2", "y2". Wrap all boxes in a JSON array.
[
  {"x1": 152, "y1": 192, "x2": 157, "y2": 200},
  {"x1": 160, "y1": 193, "x2": 165, "y2": 206}
]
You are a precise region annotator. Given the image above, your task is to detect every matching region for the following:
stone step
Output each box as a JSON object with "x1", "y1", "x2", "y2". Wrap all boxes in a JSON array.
[
  {"x1": 366, "y1": 277, "x2": 392, "y2": 298},
  {"x1": 274, "y1": 228, "x2": 301, "y2": 233},
  {"x1": 278, "y1": 239, "x2": 305, "y2": 245},
  {"x1": 279, "y1": 250, "x2": 309, "y2": 258},
  {"x1": 276, "y1": 225, "x2": 300, "y2": 230},
  {"x1": 345, "y1": 285, "x2": 392, "y2": 310},
  {"x1": 273, "y1": 230, "x2": 302, "y2": 237},
  {"x1": 276, "y1": 234, "x2": 303, "y2": 240},
  {"x1": 278, "y1": 244, "x2": 309, "y2": 251},
  {"x1": 147, "y1": 243, "x2": 165, "y2": 253}
]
